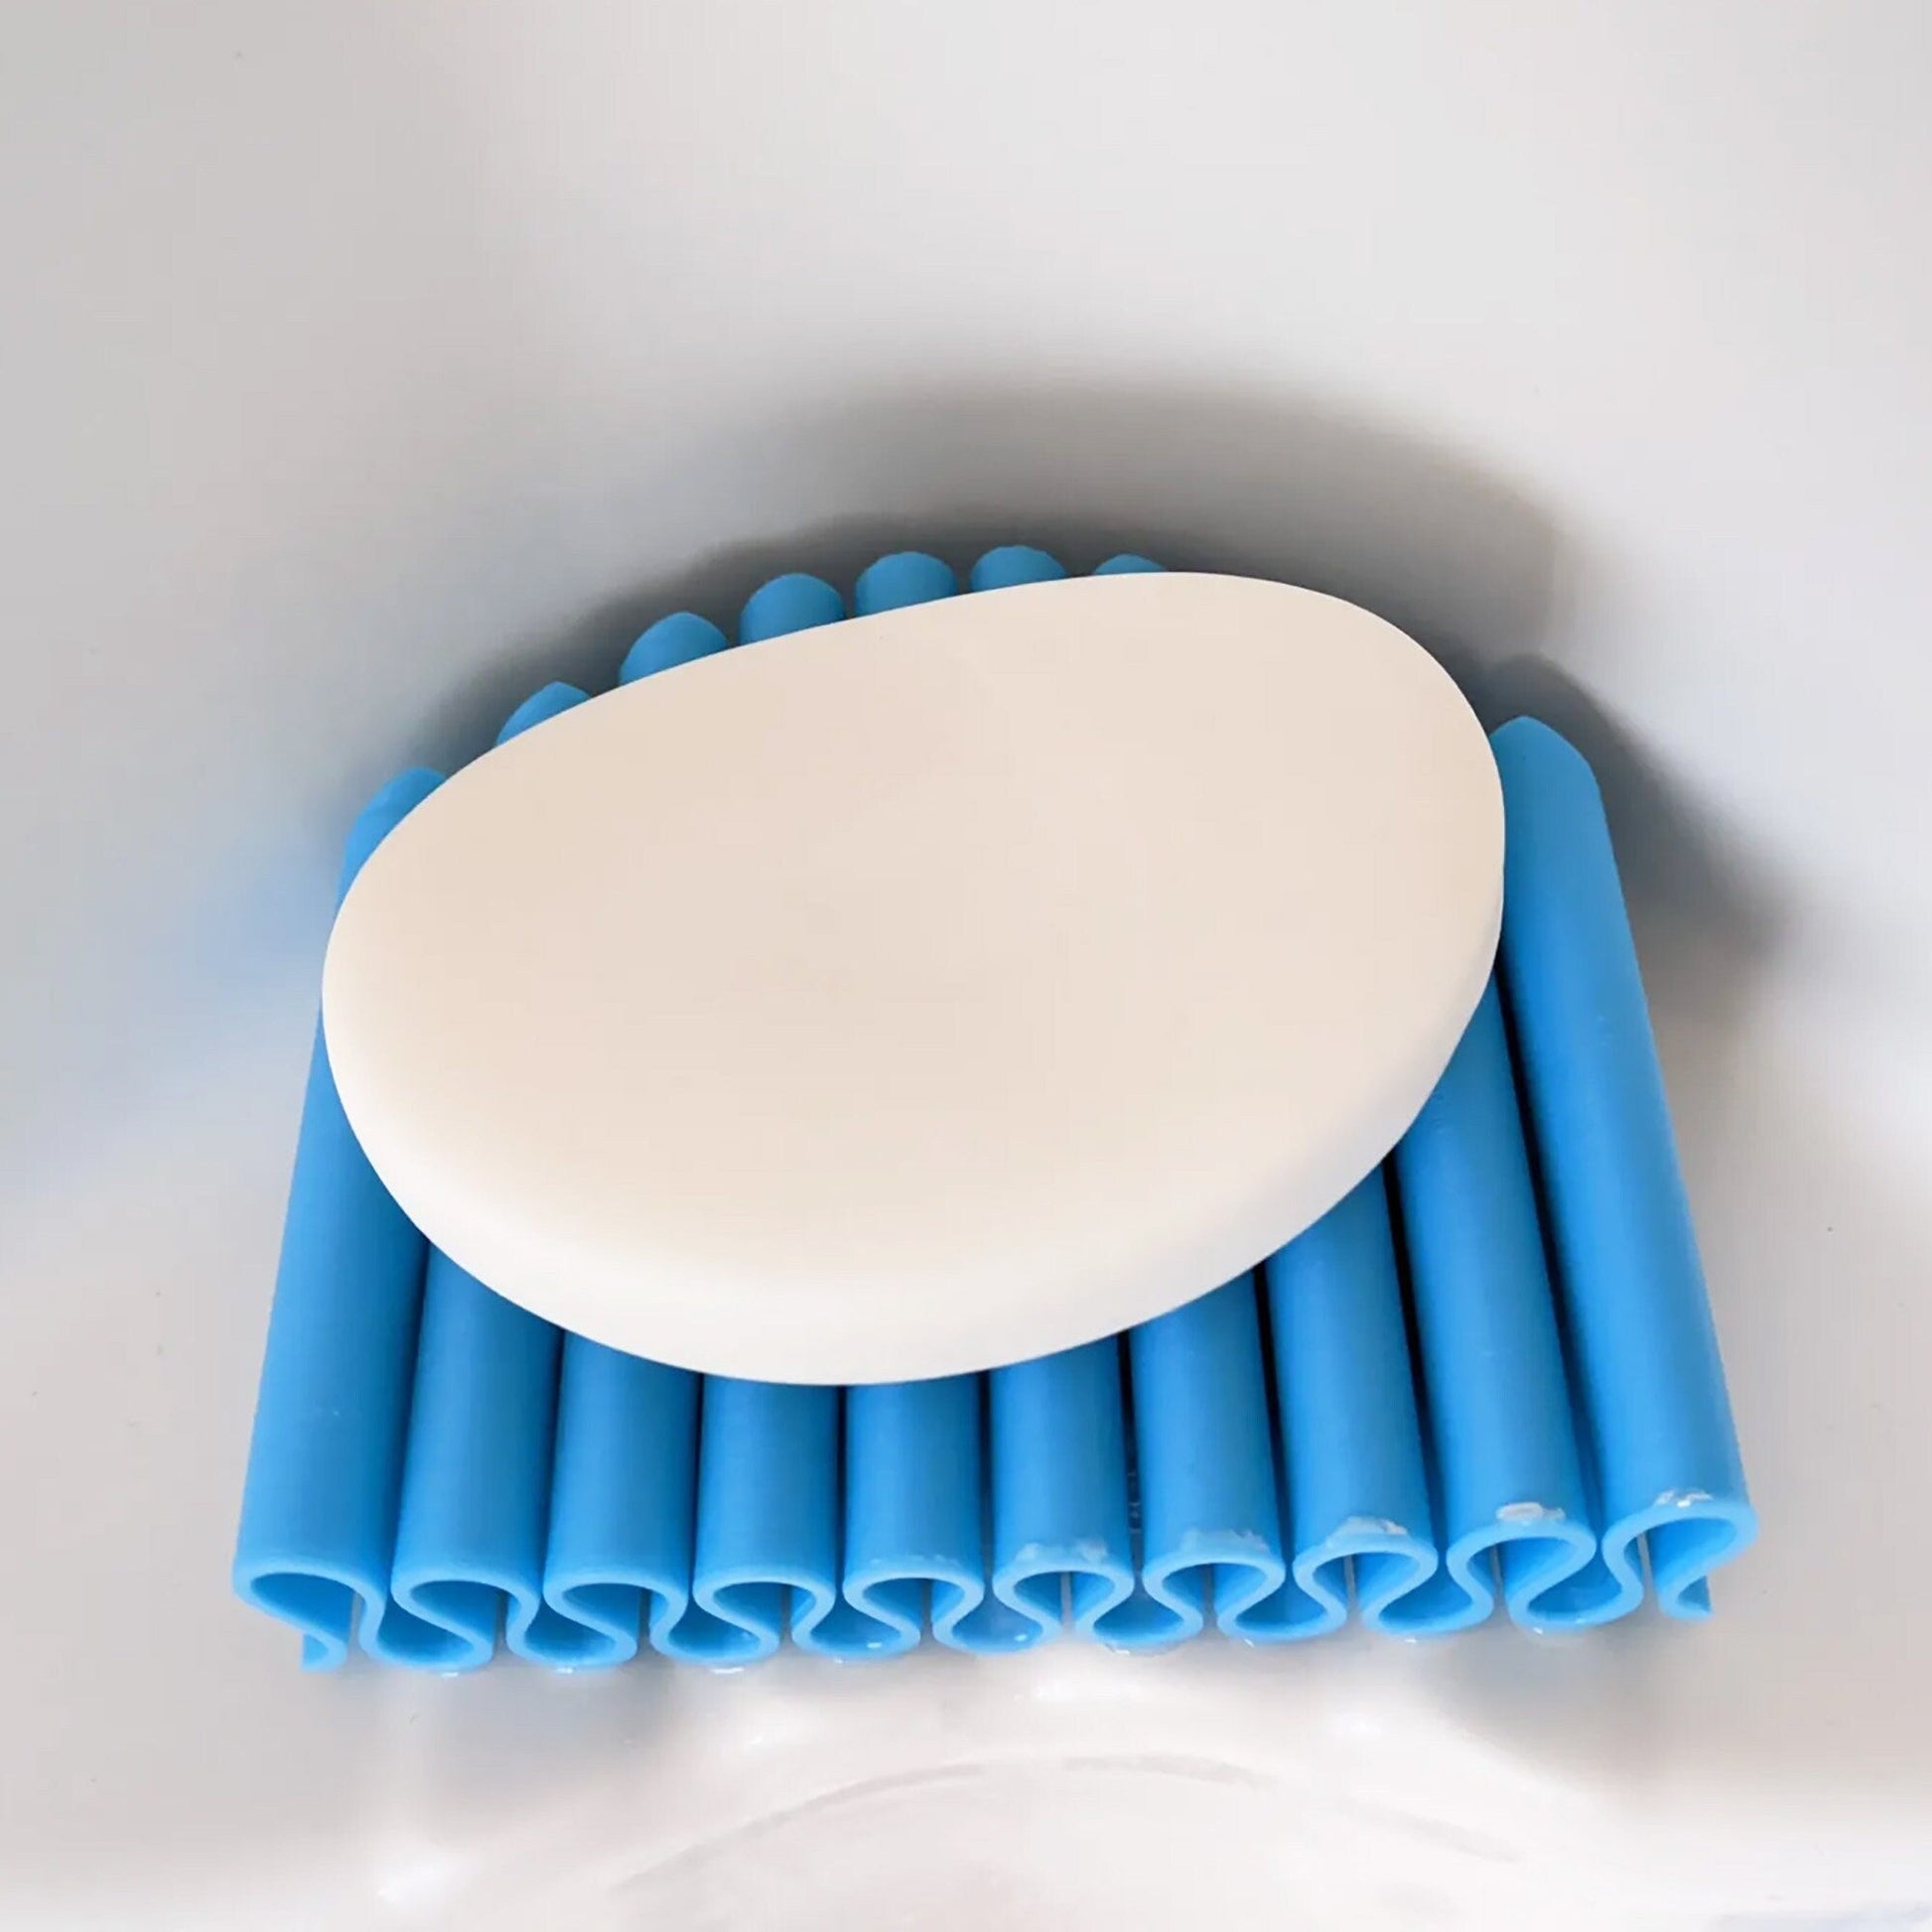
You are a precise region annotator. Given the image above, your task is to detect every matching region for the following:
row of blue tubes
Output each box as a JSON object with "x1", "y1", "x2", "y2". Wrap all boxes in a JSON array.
[{"x1": 234, "y1": 545, "x2": 1755, "y2": 1670}]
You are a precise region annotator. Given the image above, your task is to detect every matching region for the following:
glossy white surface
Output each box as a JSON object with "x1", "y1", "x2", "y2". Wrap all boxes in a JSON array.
[
  {"x1": 324, "y1": 575, "x2": 1500, "y2": 1381},
  {"x1": 6, "y1": 2, "x2": 1931, "y2": 1926}
]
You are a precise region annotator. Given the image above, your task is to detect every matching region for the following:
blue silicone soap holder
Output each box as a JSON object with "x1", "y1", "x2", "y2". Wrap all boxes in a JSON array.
[{"x1": 234, "y1": 545, "x2": 1755, "y2": 1671}]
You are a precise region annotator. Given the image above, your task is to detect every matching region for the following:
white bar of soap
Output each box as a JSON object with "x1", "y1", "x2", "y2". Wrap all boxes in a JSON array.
[{"x1": 323, "y1": 573, "x2": 1502, "y2": 1383}]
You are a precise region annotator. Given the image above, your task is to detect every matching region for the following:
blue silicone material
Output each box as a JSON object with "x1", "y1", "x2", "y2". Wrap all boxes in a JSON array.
[
  {"x1": 386, "y1": 1253, "x2": 564, "y2": 1668},
  {"x1": 681, "y1": 1377, "x2": 842, "y2": 1661},
  {"x1": 740, "y1": 572, "x2": 844, "y2": 643},
  {"x1": 1385, "y1": 981, "x2": 1598, "y2": 1632},
  {"x1": 366, "y1": 684, "x2": 590, "y2": 1668},
  {"x1": 1103, "y1": 1279, "x2": 1287, "y2": 1648},
  {"x1": 854, "y1": 550, "x2": 958, "y2": 613},
  {"x1": 1492, "y1": 718, "x2": 1755, "y2": 1616},
  {"x1": 990, "y1": 1338, "x2": 1135, "y2": 1641},
  {"x1": 232, "y1": 769, "x2": 445, "y2": 1668},
  {"x1": 1260, "y1": 1170, "x2": 1437, "y2": 1635},
  {"x1": 621, "y1": 612, "x2": 730, "y2": 684},
  {"x1": 236, "y1": 547, "x2": 1756, "y2": 1670},
  {"x1": 542, "y1": 1345, "x2": 699, "y2": 1665},
  {"x1": 968, "y1": 544, "x2": 1067, "y2": 592}
]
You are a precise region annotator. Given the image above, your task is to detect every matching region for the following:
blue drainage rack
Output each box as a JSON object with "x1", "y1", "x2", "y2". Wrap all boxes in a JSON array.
[{"x1": 234, "y1": 546, "x2": 1754, "y2": 1671}]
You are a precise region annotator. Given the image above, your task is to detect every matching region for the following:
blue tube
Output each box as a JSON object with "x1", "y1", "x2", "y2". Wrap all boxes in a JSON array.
[
  {"x1": 968, "y1": 545, "x2": 1066, "y2": 592},
  {"x1": 232, "y1": 768, "x2": 443, "y2": 1668},
  {"x1": 1386, "y1": 981, "x2": 1599, "y2": 1633},
  {"x1": 520, "y1": 650, "x2": 708, "y2": 1668},
  {"x1": 1492, "y1": 719, "x2": 1755, "y2": 1617},
  {"x1": 384, "y1": 1254, "x2": 563, "y2": 1669},
  {"x1": 540, "y1": 1343, "x2": 700, "y2": 1667},
  {"x1": 988, "y1": 1338, "x2": 1134, "y2": 1641},
  {"x1": 1258, "y1": 1170, "x2": 1439, "y2": 1638},
  {"x1": 740, "y1": 572, "x2": 844, "y2": 643},
  {"x1": 376, "y1": 684, "x2": 592, "y2": 1668},
  {"x1": 838, "y1": 1375, "x2": 990, "y2": 1656},
  {"x1": 496, "y1": 680, "x2": 590, "y2": 740},
  {"x1": 853, "y1": 551, "x2": 957, "y2": 614},
  {"x1": 621, "y1": 612, "x2": 731, "y2": 684},
  {"x1": 1095, "y1": 1278, "x2": 1286, "y2": 1650},
  {"x1": 665, "y1": 1378, "x2": 840, "y2": 1663}
]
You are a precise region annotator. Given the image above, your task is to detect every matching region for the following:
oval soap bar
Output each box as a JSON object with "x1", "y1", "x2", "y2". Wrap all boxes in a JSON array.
[{"x1": 323, "y1": 573, "x2": 1502, "y2": 1383}]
